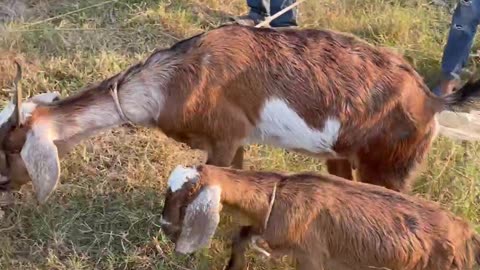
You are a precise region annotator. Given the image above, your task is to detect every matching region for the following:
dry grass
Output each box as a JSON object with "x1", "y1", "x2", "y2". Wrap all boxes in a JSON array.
[{"x1": 0, "y1": 0, "x2": 479, "y2": 269}]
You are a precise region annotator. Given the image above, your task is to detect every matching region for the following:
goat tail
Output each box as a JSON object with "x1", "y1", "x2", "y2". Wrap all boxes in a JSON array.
[
  {"x1": 434, "y1": 78, "x2": 480, "y2": 142},
  {"x1": 441, "y1": 78, "x2": 480, "y2": 111}
]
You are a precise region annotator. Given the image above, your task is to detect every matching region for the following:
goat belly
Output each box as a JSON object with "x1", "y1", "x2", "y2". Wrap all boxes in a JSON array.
[{"x1": 244, "y1": 98, "x2": 340, "y2": 156}]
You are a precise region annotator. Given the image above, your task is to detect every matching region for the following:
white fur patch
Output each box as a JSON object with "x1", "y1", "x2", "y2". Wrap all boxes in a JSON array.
[
  {"x1": 0, "y1": 101, "x2": 36, "y2": 126},
  {"x1": 167, "y1": 165, "x2": 200, "y2": 192},
  {"x1": 0, "y1": 101, "x2": 16, "y2": 126},
  {"x1": 246, "y1": 98, "x2": 341, "y2": 154},
  {"x1": 119, "y1": 55, "x2": 178, "y2": 125},
  {"x1": 0, "y1": 92, "x2": 60, "y2": 126},
  {"x1": 175, "y1": 185, "x2": 221, "y2": 254}
]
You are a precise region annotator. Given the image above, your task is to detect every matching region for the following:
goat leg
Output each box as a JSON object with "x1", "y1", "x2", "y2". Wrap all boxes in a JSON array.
[
  {"x1": 326, "y1": 159, "x2": 353, "y2": 180},
  {"x1": 295, "y1": 255, "x2": 325, "y2": 270},
  {"x1": 206, "y1": 141, "x2": 240, "y2": 167},
  {"x1": 225, "y1": 226, "x2": 255, "y2": 270},
  {"x1": 230, "y1": 146, "x2": 245, "y2": 169},
  {"x1": 295, "y1": 260, "x2": 324, "y2": 270}
]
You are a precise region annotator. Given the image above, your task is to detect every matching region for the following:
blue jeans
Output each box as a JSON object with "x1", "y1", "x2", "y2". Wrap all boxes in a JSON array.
[
  {"x1": 434, "y1": 0, "x2": 480, "y2": 94},
  {"x1": 247, "y1": 0, "x2": 297, "y2": 27}
]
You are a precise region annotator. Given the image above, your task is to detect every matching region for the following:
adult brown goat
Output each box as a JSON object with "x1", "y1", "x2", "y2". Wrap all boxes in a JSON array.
[{"x1": 0, "y1": 24, "x2": 479, "y2": 203}]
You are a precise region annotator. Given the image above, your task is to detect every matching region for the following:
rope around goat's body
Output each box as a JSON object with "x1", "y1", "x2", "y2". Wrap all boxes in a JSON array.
[
  {"x1": 110, "y1": 82, "x2": 135, "y2": 127},
  {"x1": 251, "y1": 182, "x2": 278, "y2": 258},
  {"x1": 109, "y1": 1, "x2": 308, "y2": 125},
  {"x1": 264, "y1": 183, "x2": 277, "y2": 230}
]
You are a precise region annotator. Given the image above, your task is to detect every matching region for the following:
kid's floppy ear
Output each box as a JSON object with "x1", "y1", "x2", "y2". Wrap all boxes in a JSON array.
[{"x1": 174, "y1": 185, "x2": 222, "y2": 254}]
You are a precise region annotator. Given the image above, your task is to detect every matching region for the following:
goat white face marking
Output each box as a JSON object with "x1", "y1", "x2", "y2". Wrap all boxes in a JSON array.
[
  {"x1": 167, "y1": 165, "x2": 200, "y2": 192},
  {"x1": 0, "y1": 92, "x2": 60, "y2": 126},
  {"x1": 0, "y1": 102, "x2": 16, "y2": 126},
  {"x1": 0, "y1": 101, "x2": 37, "y2": 126},
  {"x1": 246, "y1": 98, "x2": 341, "y2": 154},
  {"x1": 0, "y1": 102, "x2": 41, "y2": 126}
]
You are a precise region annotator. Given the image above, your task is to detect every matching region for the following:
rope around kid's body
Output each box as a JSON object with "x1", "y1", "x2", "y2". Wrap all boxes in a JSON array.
[{"x1": 251, "y1": 182, "x2": 277, "y2": 258}]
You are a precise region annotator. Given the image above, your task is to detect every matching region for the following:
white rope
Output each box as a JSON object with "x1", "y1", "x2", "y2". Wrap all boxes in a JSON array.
[
  {"x1": 250, "y1": 183, "x2": 278, "y2": 258},
  {"x1": 254, "y1": 0, "x2": 307, "y2": 28},
  {"x1": 251, "y1": 236, "x2": 271, "y2": 257},
  {"x1": 263, "y1": 183, "x2": 277, "y2": 229},
  {"x1": 110, "y1": 82, "x2": 135, "y2": 126}
]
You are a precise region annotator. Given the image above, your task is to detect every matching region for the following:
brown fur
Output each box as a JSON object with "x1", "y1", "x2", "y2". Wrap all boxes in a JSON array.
[
  {"x1": 161, "y1": 164, "x2": 480, "y2": 270},
  {"x1": 2, "y1": 24, "x2": 480, "y2": 193}
]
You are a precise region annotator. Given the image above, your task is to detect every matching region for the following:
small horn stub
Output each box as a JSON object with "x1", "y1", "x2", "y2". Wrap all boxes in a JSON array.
[{"x1": 12, "y1": 61, "x2": 23, "y2": 126}]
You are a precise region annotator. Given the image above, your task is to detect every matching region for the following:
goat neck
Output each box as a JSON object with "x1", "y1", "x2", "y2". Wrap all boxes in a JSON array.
[
  {"x1": 31, "y1": 66, "x2": 164, "y2": 145},
  {"x1": 204, "y1": 165, "x2": 280, "y2": 231}
]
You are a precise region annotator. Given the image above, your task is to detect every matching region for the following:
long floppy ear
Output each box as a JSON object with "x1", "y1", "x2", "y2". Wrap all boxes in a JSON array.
[
  {"x1": 175, "y1": 185, "x2": 222, "y2": 254},
  {"x1": 20, "y1": 128, "x2": 60, "y2": 204}
]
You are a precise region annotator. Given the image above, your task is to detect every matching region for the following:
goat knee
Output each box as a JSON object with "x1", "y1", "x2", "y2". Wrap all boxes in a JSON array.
[{"x1": 206, "y1": 141, "x2": 241, "y2": 167}]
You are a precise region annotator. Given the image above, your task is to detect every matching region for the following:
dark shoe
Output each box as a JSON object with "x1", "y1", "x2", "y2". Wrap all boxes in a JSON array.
[
  {"x1": 270, "y1": 20, "x2": 298, "y2": 28},
  {"x1": 229, "y1": 12, "x2": 265, "y2": 26},
  {"x1": 273, "y1": 25, "x2": 298, "y2": 30},
  {"x1": 433, "y1": 78, "x2": 459, "y2": 96}
]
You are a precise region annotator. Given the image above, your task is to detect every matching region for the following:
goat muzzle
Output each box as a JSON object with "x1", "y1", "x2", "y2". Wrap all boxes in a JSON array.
[
  {"x1": 0, "y1": 130, "x2": 30, "y2": 193},
  {"x1": 0, "y1": 61, "x2": 31, "y2": 193}
]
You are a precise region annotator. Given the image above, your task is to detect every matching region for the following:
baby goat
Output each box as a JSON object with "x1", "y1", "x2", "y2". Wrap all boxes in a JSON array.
[
  {"x1": 1, "y1": 24, "x2": 480, "y2": 203},
  {"x1": 160, "y1": 164, "x2": 480, "y2": 270}
]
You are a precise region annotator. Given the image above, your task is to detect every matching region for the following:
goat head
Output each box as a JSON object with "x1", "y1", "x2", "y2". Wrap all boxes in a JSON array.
[
  {"x1": 0, "y1": 61, "x2": 61, "y2": 204},
  {"x1": 160, "y1": 165, "x2": 222, "y2": 254}
]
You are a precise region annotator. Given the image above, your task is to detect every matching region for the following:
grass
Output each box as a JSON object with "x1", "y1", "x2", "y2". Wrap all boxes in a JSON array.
[{"x1": 0, "y1": 0, "x2": 480, "y2": 269}]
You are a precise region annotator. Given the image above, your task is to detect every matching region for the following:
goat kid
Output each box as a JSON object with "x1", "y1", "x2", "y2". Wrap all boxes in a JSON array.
[
  {"x1": 1, "y1": 25, "x2": 480, "y2": 203},
  {"x1": 160, "y1": 164, "x2": 480, "y2": 270}
]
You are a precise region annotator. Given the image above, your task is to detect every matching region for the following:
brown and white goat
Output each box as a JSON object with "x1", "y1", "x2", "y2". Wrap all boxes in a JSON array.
[
  {"x1": 1, "y1": 24, "x2": 479, "y2": 203},
  {"x1": 160, "y1": 164, "x2": 480, "y2": 270}
]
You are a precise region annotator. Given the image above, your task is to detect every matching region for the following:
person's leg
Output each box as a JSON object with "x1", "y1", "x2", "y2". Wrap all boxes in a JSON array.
[
  {"x1": 231, "y1": 0, "x2": 269, "y2": 26},
  {"x1": 247, "y1": 0, "x2": 270, "y2": 18},
  {"x1": 269, "y1": 0, "x2": 297, "y2": 27},
  {"x1": 434, "y1": 0, "x2": 480, "y2": 96}
]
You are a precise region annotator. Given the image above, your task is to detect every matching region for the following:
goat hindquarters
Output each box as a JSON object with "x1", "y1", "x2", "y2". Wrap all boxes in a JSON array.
[{"x1": 353, "y1": 118, "x2": 437, "y2": 192}]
